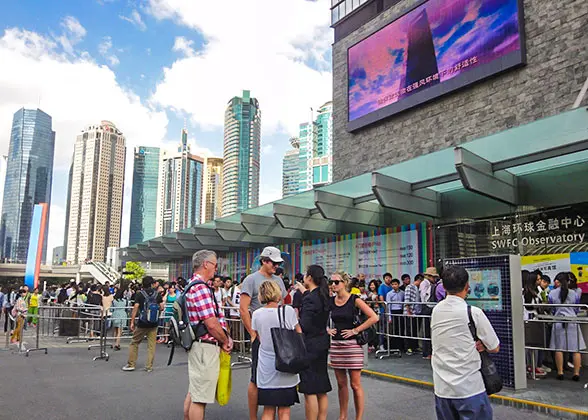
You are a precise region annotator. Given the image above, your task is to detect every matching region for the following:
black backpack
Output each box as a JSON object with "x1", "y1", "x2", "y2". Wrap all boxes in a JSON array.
[{"x1": 421, "y1": 283, "x2": 437, "y2": 315}]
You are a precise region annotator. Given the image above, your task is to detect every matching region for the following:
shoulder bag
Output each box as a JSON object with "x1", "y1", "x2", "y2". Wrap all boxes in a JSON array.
[
  {"x1": 467, "y1": 305, "x2": 503, "y2": 395},
  {"x1": 271, "y1": 305, "x2": 310, "y2": 374}
]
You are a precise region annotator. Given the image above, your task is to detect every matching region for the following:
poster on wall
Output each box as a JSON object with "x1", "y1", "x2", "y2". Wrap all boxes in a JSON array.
[
  {"x1": 466, "y1": 268, "x2": 503, "y2": 311},
  {"x1": 300, "y1": 229, "x2": 420, "y2": 279},
  {"x1": 347, "y1": 0, "x2": 525, "y2": 131},
  {"x1": 522, "y1": 252, "x2": 588, "y2": 293}
]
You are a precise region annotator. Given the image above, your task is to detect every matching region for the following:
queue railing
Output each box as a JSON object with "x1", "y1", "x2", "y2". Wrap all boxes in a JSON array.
[
  {"x1": 524, "y1": 303, "x2": 588, "y2": 380},
  {"x1": 366, "y1": 301, "x2": 436, "y2": 360}
]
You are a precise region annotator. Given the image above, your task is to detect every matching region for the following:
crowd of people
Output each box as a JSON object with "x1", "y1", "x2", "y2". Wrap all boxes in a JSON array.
[{"x1": 1, "y1": 248, "x2": 585, "y2": 420}]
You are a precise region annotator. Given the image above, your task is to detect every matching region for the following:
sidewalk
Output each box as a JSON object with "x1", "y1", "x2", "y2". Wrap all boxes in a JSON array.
[{"x1": 364, "y1": 354, "x2": 588, "y2": 419}]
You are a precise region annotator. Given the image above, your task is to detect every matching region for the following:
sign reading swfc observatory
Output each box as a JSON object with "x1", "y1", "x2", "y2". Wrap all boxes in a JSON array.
[{"x1": 489, "y1": 207, "x2": 587, "y2": 252}]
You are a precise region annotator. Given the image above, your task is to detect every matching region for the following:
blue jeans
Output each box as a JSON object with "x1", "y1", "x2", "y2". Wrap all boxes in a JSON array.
[{"x1": 435, "y1": 392, "x2": 493, "y2": 420}]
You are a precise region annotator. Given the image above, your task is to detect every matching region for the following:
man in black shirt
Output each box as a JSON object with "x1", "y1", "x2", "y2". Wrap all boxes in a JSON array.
[{"x1": 122, "y1": 276, "x2": 164, "y2": 372}]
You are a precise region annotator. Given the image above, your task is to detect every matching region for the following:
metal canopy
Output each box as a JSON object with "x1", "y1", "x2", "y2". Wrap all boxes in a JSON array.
[{"x1": 119, "y1": 107, "x2": 588, "y2": 262}]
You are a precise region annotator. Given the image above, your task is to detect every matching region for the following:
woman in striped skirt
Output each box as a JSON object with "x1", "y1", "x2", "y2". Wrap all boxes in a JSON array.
[{"x1": 328, "y1": 272, "x2": 379, "y2": 420}]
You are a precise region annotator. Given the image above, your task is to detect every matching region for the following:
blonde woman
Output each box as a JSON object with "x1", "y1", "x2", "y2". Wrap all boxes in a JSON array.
[
  {"x1": 328, "y1": 272, "x2": 378, "y2": 420},
  {"x1": 251, "y1": 280, "x2": 301, "y2": 420}
]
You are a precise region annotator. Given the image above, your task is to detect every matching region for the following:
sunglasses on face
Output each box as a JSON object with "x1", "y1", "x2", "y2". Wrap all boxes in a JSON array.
[
  {"x1": 328, "y1": 280, "x2": 342, "y2": 285},
  {"x1": 264, "y1": 260, "x2": 281, "y2": 267},
  {"x1": 205, "y1": 261, "x2": 218, "y2": 269}
]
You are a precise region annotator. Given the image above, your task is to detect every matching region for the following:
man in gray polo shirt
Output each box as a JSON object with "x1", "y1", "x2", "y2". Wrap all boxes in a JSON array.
[{"x1": 240, "y1": 246, "x2": 287, "y2": 420}]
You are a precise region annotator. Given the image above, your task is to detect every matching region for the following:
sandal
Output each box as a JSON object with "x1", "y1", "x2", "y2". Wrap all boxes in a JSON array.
[{"x1": 114, "y1": 345, "x2": 121, "y2": 351}]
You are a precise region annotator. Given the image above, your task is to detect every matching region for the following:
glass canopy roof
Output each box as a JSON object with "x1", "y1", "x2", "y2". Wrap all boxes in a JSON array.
[{"x1": 122, "y1": 107, "x2": 588, "y2": 261}]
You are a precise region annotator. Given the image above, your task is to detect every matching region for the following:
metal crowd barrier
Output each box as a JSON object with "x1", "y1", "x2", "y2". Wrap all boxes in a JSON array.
[
  {"x1": 366, "y1": 301, "x2": 436, "y2": 360},
  {"x1": 523, "y1": 303, "x2": 588, "y2": 380},
  {"x1": 219, "y1": 305, "x2": 251, "y2": 368}
]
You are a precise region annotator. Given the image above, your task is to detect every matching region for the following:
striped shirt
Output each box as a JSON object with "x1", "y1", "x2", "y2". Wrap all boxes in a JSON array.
[{"x1": 185, "y1": 274, "x2": 227, "y2": 343}]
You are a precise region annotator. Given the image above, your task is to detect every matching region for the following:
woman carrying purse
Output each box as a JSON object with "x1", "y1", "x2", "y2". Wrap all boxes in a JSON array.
[
  {"x1": 251, "y1": 280, "x2": 301, "y2": 420},
  {"x1": 328, "y1": 272, "x2": 379, "y2": 420}
]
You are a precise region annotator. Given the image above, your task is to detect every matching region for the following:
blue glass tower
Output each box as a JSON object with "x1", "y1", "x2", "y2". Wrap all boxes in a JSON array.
[
  {"x1": 0, "y1": 108, "x2": 55, "y2": 263},
  {"x1": 222, "y1": 90, "x2": 261, "y2": 217},
  {"x1": 129, "y1": 146, "x2": 160, "y2": 245}
]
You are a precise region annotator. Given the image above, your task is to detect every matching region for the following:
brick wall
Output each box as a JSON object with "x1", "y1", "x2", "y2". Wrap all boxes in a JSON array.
[{"x1": 332, "y1": 0, "x2": 588, "y2": 181}]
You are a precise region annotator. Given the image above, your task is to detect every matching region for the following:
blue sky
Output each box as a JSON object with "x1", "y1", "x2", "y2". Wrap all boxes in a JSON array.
[{"x1": 0, "y1": 0, "x2": 333, "y2": 254}]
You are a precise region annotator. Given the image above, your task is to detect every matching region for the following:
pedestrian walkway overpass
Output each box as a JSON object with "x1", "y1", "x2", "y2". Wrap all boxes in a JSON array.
[{"x1": 0, "y1": 262, "x2": 120, "y2": 284}]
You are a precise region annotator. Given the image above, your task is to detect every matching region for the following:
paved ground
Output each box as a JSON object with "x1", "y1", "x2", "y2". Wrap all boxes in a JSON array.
[{"x1": 0, "y1": 341, "x2": 560, "y2": 420}]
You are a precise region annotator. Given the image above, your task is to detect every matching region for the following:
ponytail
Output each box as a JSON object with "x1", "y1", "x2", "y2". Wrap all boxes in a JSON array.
[{"x1": 555, "y1": 272, "x2": 569, "y2": 303}]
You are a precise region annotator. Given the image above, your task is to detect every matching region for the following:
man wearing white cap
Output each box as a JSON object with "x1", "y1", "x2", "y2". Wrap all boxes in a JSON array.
[{"x1": 240, "y1": 246, "x2": 288, "y2": 420}]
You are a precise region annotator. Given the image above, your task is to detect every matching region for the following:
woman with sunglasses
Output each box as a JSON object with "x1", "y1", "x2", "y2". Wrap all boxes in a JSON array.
[
  {"x1": 328, "y1": 272, "x2": 379, "y2": 420},
  {"x1": 294, "y1": 265, "x2": 332, "y2": 420}
]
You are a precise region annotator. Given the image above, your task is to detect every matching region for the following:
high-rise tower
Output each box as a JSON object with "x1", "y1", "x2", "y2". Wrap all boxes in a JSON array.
[
  {"x1": 202, "y1": 157, "x2": 223, "y2": 223},
  {"x1": 155, "y1": 129, "x2": 205, "y2": 236},
  {"x1": 222, "y1": 90, "x2": 261, "y2": 217},
  {"x1": 65, "y1": 121, "x2": 126, "y2": 264},
  {"x1": 0, "y1": 108, "x2": 55, "y2": 263},
  {"x1": 129, "y1": 146, "x2": 160, "y2": 245}
]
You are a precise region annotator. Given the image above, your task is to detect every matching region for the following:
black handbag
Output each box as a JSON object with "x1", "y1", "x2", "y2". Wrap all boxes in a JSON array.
[
  {"x1": 271, "y1": 305, "x2": 310, "y2": 374},
  {"x1": 353, "y1": 295, "x2": 376, "y2": 346},
  {"x1": 467, "y1": 306, "x2": 503, "y2": 395}
]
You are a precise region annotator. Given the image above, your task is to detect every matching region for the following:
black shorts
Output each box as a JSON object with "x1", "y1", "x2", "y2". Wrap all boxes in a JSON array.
[{"x1": 250, "y1": 337, "x2": 260, "y2": 384}]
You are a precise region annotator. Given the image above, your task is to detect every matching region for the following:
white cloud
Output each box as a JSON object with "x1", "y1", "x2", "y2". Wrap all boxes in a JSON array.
[
  {"x1": 148, "y1": 0, "x2": 333, "y2": 136},
  {"x1": 119, "y1": 9, "x2": 147, "y2": 31},
  {"x1": 57, "y1": 16, "x2": 86, "y2": 55},
  {"x1": 0, "y1": 27, "x2": 169, "y2": 249},
  {"x1": 172, "y1": 36, "x2": 196, "y2": 57},
  {"x1": 98, "y1": 36, "x2": 120, "y2": 66}
]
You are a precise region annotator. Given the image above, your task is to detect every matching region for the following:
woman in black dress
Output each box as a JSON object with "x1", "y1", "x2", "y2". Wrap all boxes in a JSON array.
[{"x1": 295, "y1": 265, "x2": 332, "y2": 420}]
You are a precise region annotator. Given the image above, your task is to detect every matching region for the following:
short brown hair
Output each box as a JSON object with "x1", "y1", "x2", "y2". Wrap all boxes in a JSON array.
[{"x1": 258, "y1": 280, "x2": 282, "y2": 304}]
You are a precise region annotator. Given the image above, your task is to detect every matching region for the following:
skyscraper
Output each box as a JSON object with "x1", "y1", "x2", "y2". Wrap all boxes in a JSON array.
[
  {"x1": 0, "y1": 155, "x2": 7, "y2": 219},
  {"x1": 282, "y1": 137, "x2": 300, "y2": 198},
  {"x1": 202, "y1": 157, "x2": 223, "y2": 223},
  {"x1": 129, "y1": 146, "x2": 160, "y2": 245},
  {"x1": 155, "y1": 129, "x2": 205, "y2": 236},
  {"x1": 222, "y1": 90, "x2": 261, "y2": 217},
  {"x1": 65, "y1": 121, "x2": 126, "y2": 264},
  {"x1": 0, "y1": 108, "x2": 55, "y2": 264},
  {"x1": 291, "y1": 101, "x2": 333, "y2": 195},
  {"x1": 311, "y1": 101, "x2": 333, "y2": 188},
  {"x1": 404, "y1": 9, "x2": 439, "y2": 90}
]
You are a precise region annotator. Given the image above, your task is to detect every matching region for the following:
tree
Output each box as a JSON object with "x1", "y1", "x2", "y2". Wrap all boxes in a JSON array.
[{"x1": 124, "y1": 261, "x2": 146, "y2": 283}]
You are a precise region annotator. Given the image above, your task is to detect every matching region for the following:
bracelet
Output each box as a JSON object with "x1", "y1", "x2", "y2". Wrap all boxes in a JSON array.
[{"x1": 353, "y1": 328, "x2": 359, "y2": 335}]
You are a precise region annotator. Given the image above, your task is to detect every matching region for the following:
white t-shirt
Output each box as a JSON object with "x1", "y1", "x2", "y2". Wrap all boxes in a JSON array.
[
  {"x1": 251, "y1": 306, "x2": 300, "y2": 389},
  {"x1": 229, "y1": 286, "x2": 242, "y2": 317},
  {"x1": 431, "y1": 295, "x2": 500, "y2": 399},
  {"x1": 214, "y1": 289, "x2": 227, "y2": 307}
]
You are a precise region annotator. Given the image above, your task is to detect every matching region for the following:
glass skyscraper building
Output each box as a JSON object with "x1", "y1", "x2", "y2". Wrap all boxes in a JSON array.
[
  {"x1": 222, "y1": 90, "x2": 261, "y2": 217},
  {"x1": 0, "y1": 108, "x2": 55, "y2": 263},
  {"x1": 129, "y1": 146, "x2": 160, "y2": 245},
  {"x1": 155, "y1": 130, "x2": 205, "y2": 236},
  {"x1": 282, "y1": 137, "x2": 300, "y2": 198},
  {"x1": 283, "y1": 101, "x2": 332, "y2": 197}
]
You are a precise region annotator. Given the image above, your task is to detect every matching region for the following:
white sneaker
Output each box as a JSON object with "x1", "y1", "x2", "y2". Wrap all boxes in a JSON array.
[
  {"x1": 567, "y1": 362, "x2": 574, "y2": 370},
  {"x1": 378, "y1": 345, "x2": 385, "y2": 352},
  {"x1": 122, "y1": 365, "x2": 135, "y2": 371},
  {"x1": 540, "y1": 365, "x2": 552, "y2": 373}
]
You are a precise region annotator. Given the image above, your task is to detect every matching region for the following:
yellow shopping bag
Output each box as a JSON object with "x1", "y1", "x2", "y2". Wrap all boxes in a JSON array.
[{"x1": 216, "y1": 350, "x2": 232, "y2": 406}]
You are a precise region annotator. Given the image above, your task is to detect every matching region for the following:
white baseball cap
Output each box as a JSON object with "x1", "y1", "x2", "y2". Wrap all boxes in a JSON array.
[{"x1": 260, "y1": 246, "x2": 284, "y2": 263}]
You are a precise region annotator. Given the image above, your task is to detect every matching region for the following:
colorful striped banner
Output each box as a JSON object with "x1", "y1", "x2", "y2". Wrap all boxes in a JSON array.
[{"x1": 168, "y1": 223, "x2": 431, "y2": 282}]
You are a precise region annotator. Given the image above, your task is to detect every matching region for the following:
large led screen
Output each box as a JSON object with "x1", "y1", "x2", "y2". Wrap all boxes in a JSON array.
[{"x1": 348, "y1": 0, "x2": 525, "y2": 130}]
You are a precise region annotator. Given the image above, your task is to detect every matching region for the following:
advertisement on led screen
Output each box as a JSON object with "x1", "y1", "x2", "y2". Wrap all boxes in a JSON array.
[{"x1": 348, "y1": 0, "x2": 525, "y2": 130}]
